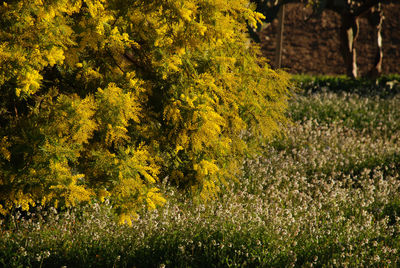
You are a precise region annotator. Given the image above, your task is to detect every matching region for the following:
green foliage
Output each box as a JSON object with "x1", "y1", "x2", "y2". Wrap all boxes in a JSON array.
[
  {"x1": 0, "y1": 0, "x2": 290, "y2": 221},
  {"x1": 292, "y1": 74, "x2": 400, "y2": 96}
]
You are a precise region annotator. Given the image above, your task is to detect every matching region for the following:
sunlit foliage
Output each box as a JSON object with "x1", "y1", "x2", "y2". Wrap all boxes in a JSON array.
[{"x1": 0, "y1": 0, "x2": 290, "y2": 222}]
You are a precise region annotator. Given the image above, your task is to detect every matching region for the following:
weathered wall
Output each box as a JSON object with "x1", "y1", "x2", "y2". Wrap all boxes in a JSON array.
[{"x1": 260, "y1": 3, "x2": 400, "y2": 76}]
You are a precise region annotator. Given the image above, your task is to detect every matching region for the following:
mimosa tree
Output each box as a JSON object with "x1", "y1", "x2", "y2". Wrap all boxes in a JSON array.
[{"x1": 0, "y1": 0, "x2": 291, "y2": 224}]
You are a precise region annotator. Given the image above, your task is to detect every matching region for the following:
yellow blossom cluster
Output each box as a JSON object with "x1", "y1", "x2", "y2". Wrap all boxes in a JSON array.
[{"x1": 0, "y1": 0, "x2": 290, "y2": 223}]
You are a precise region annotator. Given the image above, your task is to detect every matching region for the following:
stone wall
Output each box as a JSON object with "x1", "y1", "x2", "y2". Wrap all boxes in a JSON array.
[{"x1": 260, "y1": 3, "x2": 400, "y2": 76}]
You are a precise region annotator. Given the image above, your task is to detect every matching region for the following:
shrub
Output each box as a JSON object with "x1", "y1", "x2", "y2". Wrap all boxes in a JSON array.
[{"x1": 0, "y1": 0, "x2": 290, "y2": 222}]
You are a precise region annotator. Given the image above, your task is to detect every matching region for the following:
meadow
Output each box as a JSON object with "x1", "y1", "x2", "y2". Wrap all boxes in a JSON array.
[{"x1": 1, "y1": 75, "x2": 400, "y2": 267}]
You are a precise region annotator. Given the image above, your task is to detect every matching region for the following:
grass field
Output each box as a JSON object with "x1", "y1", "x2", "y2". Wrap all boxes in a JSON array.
[{"x1": 1, "y1": 75, "x2": 400, "y2": 267}]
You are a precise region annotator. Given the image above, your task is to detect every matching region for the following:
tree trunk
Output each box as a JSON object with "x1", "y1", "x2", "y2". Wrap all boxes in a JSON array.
[
  {"x1": 339, "y1": 12, "x2": 359, "y2": 78},
  {"x1": 367, "y1": 4, "x2": 384, "y2": 78}
]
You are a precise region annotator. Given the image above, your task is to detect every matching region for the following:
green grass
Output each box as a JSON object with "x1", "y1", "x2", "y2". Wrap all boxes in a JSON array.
[
  {"x1": 292, "y1": 74, "x2": 400, "y2": 97},
  {"x1": 1, "y1": 75, "x2": 400, "y2": 267}
]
